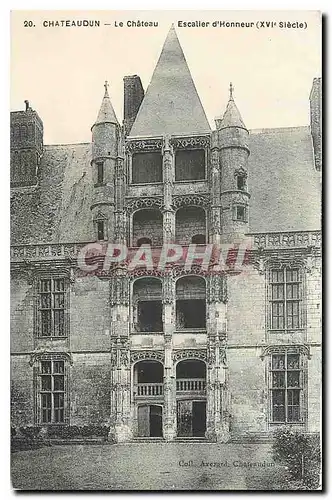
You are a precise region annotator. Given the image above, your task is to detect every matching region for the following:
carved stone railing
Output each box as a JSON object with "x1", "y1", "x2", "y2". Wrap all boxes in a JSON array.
[
  {"x1": 11, "y1": 242, "x2": 90, "y2": 262},
  {"x1": 10, "y1": 230, "x2": 321, "y2": 264},
  {"x1": 176, "y1": 378, "x2": 206, "y2": 393},
  {"x1": 249, "y1": 231, "x2": 321, "y2": 250},
  {"x1": 135, "y1": 383, "x2": 164, "y2": 397}
]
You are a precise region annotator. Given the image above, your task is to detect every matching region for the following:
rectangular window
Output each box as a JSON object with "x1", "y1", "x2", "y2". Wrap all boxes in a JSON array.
[
  {"x1": 39, "y1": 278, "x2": 66, "y2": 337},
  {"x1": 175, "y1": 149, "x2": 205, "y2": 181},
  {"x1": 270, "y1": 353, "x2": 301, "y2": 423},
  {"x1": 270, "y1": 268, "x2": 301, "y2": 331},
  {"x1": 97, "y1": 220, "x2": 105, "y2": 240},
  {"x1": 236, "y1": 175, "x2": 246, "y2": 190},
  {"x1": 96, "y1": 161, "x2": 104, "y2": 185},
  {"x1": 40, "y1": 360, "x2": 65, "y2": 424},
  {"x1": 235, "y1": 205, "x2": 245, "y2": 221},
  {"x1": 132, "y1": 152, "x2": 162, "y2": 184}
]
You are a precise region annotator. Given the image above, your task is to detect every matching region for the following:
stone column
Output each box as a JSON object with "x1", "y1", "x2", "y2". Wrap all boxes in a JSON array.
[
  {"x1": 162, "y1": 135, "x2": 175, "y2": 244},
  {"x1": 209, "y1": 133, "x2": 222, "y2": 244},
  {"x1": 206, "y1": 274, "x2": 229, "y2": 442},
  {"x1": 162, "y1": 272, "x2": 177, "y2": 440},
  {"x1": 109, "y1": 267, "x2": 132, "y2": 443},
  {"x1": 114, "y1": 141, "x2": 127, "y2": 245}
]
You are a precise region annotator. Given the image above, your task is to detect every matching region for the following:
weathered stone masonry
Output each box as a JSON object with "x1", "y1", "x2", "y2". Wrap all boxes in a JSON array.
[{"x1": 10, "y1": 26, "x2": 321, "y2": 442}]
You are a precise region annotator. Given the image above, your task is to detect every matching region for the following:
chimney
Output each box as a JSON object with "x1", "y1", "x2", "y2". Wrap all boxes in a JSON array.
[
  {"x1": 123, "y1": 75, "x2": 144, "y2": 136},
  {"x1": 24, "y1": 100, "x2": 30, "y2": 111},
  {"x1": 309, "y1": 77, "x2": 322, "y2": 171}
]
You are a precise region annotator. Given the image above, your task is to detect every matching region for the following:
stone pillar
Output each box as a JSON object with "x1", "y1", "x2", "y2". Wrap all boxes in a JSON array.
[
  {"x1": 205, "y1": 274, "x2": 229, "y2": 442},
  {"x1": 109, "y1": 267, "x2": 132, "y2": 443},
  {"x1": 162, "y1": 272, "x2": 177, "y2": 440},
  {"x1": 209, "y1": 133, "x2": 222, "y2": 245},
  {"x1": 114, "y1": 142, "x2": 127, "y2": 245},
  {"x1": 162, "y1": 135, "x2": 175, "y2": 244}
]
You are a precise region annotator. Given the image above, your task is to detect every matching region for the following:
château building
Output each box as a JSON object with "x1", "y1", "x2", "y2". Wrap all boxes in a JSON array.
[{"x1": 10, "y1": 26, "x2": 321, "y2": 442}]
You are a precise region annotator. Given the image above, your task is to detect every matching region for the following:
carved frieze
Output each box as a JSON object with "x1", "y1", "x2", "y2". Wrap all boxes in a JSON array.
[
  {"x1": 170, "y1": 136, "x2": 210, "y2": 149},
  {"x1": 172, "y1": 194, "x2": 210, "y2": 209},
  {"x1": 125, "y1": 197, "x2": 163, "y2": 213},
  {"x1": 130, "y1": 350, "x2": 164, "y2": 363},
  {"x1": 173, "y1": 349, "x2": 207, "y2": 362},
  {"x1": 125, "y1": 138, "x2": 163, "y2": 153}
]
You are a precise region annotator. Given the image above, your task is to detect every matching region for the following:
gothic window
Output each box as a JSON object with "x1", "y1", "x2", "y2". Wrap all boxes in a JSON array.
[
  {"x1": 38, "y1": 278, "x2": 67, "y2": 337},
  {"x1": 269, "y1": 267, "x2": 302, "y2": 331},
  {"x1": 176, "y1": 276, "x2": 206, "y2": 330},
  {"x1": 132, "y1": 152, "x2": 162, "y2": 184},
  {"x1": 270, "y1": 352, "x2": 303, "y2": 423},
  {"x1": 175, "y1": 149, "x2": 205, "y2": 181},
  {"x1": 96, "y1": 161, "x2": 104, "y2": 185},
  {"x1": 38, "y1": 358, "x2": 67, "y2": 424}
]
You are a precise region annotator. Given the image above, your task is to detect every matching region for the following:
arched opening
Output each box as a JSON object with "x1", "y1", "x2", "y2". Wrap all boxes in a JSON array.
[
  {"x1": 176, "y1": 359, "x2": 206, "y2": 437},
  {"x1": 133, "y1": 278, "x2": 163, "y2": 333},
  {"x1": 176, "y1": 276, "x2": 206, "y2": 330},
  {"x1": 191, "y1": 234, "x2": 206, "y2": 244},
  {"x1": 132, "y1": 209, "x2": 163, "y2": 247},
  {"x1": 134, "y1": 360, "x2": 164, "y2": 438},
  {"x1": 137, "y1": 237, "x2": 152, "y2": 247},
  {"x1": 175, "y1": 206, "x2": 206, "y2": 245}
]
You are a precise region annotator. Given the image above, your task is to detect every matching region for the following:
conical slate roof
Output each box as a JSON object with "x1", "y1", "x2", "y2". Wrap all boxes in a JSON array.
[
  {"x1": 217, "y1": 86, "x2": 247, "y2": 130},
  {"x1": 129, "y1": 25, "x2": 211, "y2": 137},
  {"x1": 93, "y1": 82, "x2": 119, "y2": 127}
]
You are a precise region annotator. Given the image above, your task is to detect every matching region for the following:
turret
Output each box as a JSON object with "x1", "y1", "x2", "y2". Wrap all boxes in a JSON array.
[
  {"x1": 10, "y1": 100, "x2": 43, "y2": 187},
  {"x1": 90, "y1": 82, "x2": 120, "y2": 242},
  {"x1": 215, "y1": 83, "x2": 250, "y2": 243}
]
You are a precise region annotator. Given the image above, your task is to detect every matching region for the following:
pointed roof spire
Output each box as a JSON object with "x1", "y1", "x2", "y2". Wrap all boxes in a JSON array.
[
  {"x1": 93, "y1": 81, "x2": 119, "y2": 127},
  {"x1": 129, "y1": 25, "x2": 211, "y2": 137},
  {"x1": 216, "y1": 83, "x2": 246, "y2": 130}
]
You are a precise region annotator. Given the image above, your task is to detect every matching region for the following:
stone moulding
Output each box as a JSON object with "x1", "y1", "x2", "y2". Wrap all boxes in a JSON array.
[
  {"x1": 259, "y1": 344, "x2": 311, "y2": 360},
  {"x1": 130, "y1": 350, "x2": 164, "y2": 363},
  {"x1": 172, "y1": 349, "x2": 207, "y2": 362}
]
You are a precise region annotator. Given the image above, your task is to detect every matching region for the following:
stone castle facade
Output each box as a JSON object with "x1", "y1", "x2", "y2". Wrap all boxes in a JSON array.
[{"x1": 10, "y1": 26, "x2": 321, "y2": 442}]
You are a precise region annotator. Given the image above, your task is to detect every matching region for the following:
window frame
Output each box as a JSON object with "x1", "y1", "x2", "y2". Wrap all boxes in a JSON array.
[
  {"x1": 36, "y1": 356, "x2": 68, "y2": 425},
  {"x1": 269, "y1": 350, "x2": 305, "y2": 425},
  {"x1": 174, "y1": 148, "x2": 207, "y2": 182},
  {"x1": 37, "y1": 277, "x2": 69, "y2": 338},
  {"x1": 268, "y1": 266, "x2": 303, "y2": 333},
  {"x1": 130, "y1": 151, "x2": 163, "y2": 185}
]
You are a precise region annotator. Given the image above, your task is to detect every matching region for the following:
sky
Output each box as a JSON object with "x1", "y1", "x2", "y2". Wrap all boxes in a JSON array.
[{"x1": 10, "y1": 10, "x2": 321, "y2": 144}]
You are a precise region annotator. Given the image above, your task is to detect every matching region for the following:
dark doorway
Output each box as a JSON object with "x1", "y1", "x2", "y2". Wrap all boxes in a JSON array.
[
  {"x1": 177, "y1": 400, "x2": 206, "y2": 437},
  {"x1": 137, "y1": 404, "x2": 163, "y2": 437},
  {"x1": 192, "y1": 401, "x2": 206, "y2": 437}
]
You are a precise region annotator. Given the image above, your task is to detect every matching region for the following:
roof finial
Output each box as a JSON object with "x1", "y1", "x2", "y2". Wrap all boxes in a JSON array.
[
  {"x1": 104, "y1": 80, "x2": 109, "y2": 97},
  {"x1": 229, "y1": 82, "x2": 234, "y2": 100}
]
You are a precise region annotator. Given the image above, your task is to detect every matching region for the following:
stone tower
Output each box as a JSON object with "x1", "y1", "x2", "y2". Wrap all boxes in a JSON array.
[
  {"x1": 215, "y1": 84, "x2": 250, "y2": 243},
  {"x1": 10, "y1": 100, "x2": 43, "y2": 187},
  {"x1": 90, "y1": 82, "x2": 120, "y2": 241}
]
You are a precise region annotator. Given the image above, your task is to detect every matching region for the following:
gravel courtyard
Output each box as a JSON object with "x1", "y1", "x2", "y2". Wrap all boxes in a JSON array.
[{"x1": 11, "y1": 441, "x2": 291, "y2": 491}]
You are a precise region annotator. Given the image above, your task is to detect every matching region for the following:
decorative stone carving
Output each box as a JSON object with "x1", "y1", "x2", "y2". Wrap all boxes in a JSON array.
[
  {"x1": 29, "y1": 349, "x2": 73, "y2": 367},
  {"x1": 207, "y1": 275, "x2": 227, "y2": 304},
  {"x1": 173, "y1": 349, "x2": 207, "y2": 362},
  {"x1": 130, "y1": 350, "x2": 164, "y2": 363},
  {"x1": 125, "y1": 138, "x2": 163, "y2": 152},
  {"x1": 110, "y1": 275, "x2": 130, "y2": 306},
  {"x1": 170, "y1": 136, "x2": 210, "y2": 149},
  {"x1": 173, "y1": 194, "x2": 210, "y2": 209},
  {"x1": 260, "y1": 344, "x2": 311, "y2": 360},
  {"x1": 251, "y1": 231, "x2": 321, "y2": 250},
  {"x1": 125, "y1": 197, "x2": 163, "y2": 213},
  {"x1": 162, "y1": 273, "x2": 175, "y2": 304}
]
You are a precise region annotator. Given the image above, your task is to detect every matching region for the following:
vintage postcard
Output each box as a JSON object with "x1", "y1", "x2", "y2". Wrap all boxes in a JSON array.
[{"x1": 10, "y1": 10, "x2": 322, "y2": 491}]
